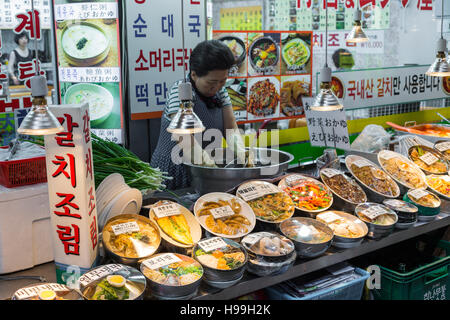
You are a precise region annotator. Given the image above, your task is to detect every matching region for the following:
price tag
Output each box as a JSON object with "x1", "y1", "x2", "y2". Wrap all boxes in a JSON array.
[
  {"x1": 317, "y1": 211, "x2": 342, "y2": 224},
  {"x1": 285, "y1": 174, "x2": 304, "y2": 185},
  {"x1": 409, "y1": 189, "x2": 429, "y2": 200},
  {"x1": 209, "y1": 205, "x2": 235, "y2": 219},
  {"x1": 379, "y1": 151, "x2": 398, "y2": 161},
  {"x1": 111, "y1": 221, "x2": 140, "y2": 236},
  {"x1": 237, "y1": 183, "x2": 279, "y2": 201},
  {"x1": 419, "y1": 152, "x2": 439, "y2": 166},
  {"x1": 321, "y1": 168, "x2": 341, "y2": 178},
  {"x1": 152, "y1": 203, "x2": 181, "y2": 218},
  {"x1": 197, "y1": 237, "x2": 228, "y2": 252},
  {"x1": 14, "y1": 284, "x2": 70, "y2": 300},
  {"x1": 142, "y1": 253, "x2": 182, "y2": 270},
  {"x1": 352, "y1": 159, "x2": 371, "y2": 168},
  {"x1": 361, "y1": 205, "x2": 388, "y2": 220},
  {"x1": 243, "y1": 233, "x2": 263, "y2": 247},
  {"x1": 435, "y1": 141, "x2": 450, "y2": 152},
  {"x1": 78, "y1": 264, "x2": 125, "y2": 287}
]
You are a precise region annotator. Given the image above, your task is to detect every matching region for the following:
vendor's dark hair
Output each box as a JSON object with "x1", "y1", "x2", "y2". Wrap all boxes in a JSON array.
[
  {"x1": 190, "y1": 40, "x2": 235, "y2": 77},
  {"x1": 14, "y1": 32, "x2": 29, "y2": 45}
]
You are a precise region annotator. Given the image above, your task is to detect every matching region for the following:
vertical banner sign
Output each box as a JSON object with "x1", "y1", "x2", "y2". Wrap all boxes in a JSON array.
[
  {"x1": 44, "y1": 103, "x2": 99, "y2": 284},
  {"x1": 52, "y1": 0, "x2": 124, "y2": 143},
  {"x1": 126, "y1": 0, "x2": 206, "y2": 120}
]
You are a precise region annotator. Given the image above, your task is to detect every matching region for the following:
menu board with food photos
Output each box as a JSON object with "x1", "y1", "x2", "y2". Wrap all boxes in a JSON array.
[
  {"x1": 213, "y1": 30, "x2": 313, "y2": 124},
  {"x1": 51, "y1": 0, "x2": 124, "y2": 143}
]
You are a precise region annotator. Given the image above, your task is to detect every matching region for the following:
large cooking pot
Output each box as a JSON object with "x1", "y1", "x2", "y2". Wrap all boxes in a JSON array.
[{"x1": 184, "y1": 148, "x2": 294, "y2": 195}]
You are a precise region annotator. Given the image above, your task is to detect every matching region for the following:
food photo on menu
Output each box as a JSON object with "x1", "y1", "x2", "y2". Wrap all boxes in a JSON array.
[
  {"x1": 214, "y1": 32, "x2": 248, "y2": 78},
  {"x1": 248, "y1": 32, "x2": 281, "y2": 77}
]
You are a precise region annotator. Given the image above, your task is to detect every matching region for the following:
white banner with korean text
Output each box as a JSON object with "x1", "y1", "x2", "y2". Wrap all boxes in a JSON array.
[{"x1": 125, "y1": 0, "x2": 207, "y2": 120}]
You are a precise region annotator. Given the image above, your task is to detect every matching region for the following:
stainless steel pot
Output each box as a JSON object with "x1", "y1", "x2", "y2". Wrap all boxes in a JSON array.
[{"x1": 184, "y1": 148, "x2": 294, "y2": 195}]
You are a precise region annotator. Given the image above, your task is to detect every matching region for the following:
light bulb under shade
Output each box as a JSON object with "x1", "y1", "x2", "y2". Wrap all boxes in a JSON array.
[
  {"x1": 17, "y1": 105, "x2": 64, "y2": 135},
  {"x1": 167, "y1": 107, "x2": 205, "y2": 134},
  {"x1": 346, "y1": 25, "x2": 369, "y2": 43},
  {"x1": 425, "y1": 57, "x2": 450, "y2": 77},
  {"x1": 310, "y1": 88, "x2": 343, "y2": 111}
]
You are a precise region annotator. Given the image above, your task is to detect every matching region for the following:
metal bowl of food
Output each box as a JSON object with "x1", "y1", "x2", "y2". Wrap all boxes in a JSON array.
[
  {"x1": 382, "y1": 199, "x2": 418, "y2": 229},
  {"x1": 279, "y1": 217, "x2": 334, "y2": 258},
  {"x1": 425, "y1": 174, "x2": 450, "y2": 201},
  {"x1": 140, "y1": 253, "x2": 203, "y2": 299},
  {"x1": 434, "y1": 140, "x2": 450, "y2": 161},
  {"x1": 278, "y1": 174, "x2": 333, "y2": 216},
  {"x1": 355, "y1": 203, "x2": 398, "y2": 239},
  {"x1": 316, "y1": 211, "x2": 368, "y2": 249},
  {"x1": 378, "y1": 150, "x2": 427, "y2": 195},
  {"x1": 184, "y1": 147, "x2": 294, "y2": 195},
  {"x1": 79, "y1": 264, "x2": 147, "y2": 300},
  {"x1": 102, "y1": 214, "x2": 161, "y2": 266},
  {"x1": 12, "y1": 283, "x2": 83, "y2": 300},
  {"x1": 403, "y1": 188, "x2": 441, "y2": 222},
  {"x1": 241, "y1": 232, "x2": 296, "y2": 277},
  {"x1": 408, "y1": 145, "x2": 449, "y2": 176},
  {"x1": 319, "y1": 168, "x2": 367, "y2": 213},
  {"x1": 192, "y1": 237, "x2": 248, "y2": 288},
  {"x1": 345, "y1": 155, "x2": 400, "y2": 203}
]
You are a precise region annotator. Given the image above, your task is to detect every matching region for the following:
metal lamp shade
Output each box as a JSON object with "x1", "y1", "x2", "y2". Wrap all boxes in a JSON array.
[
  {"x1": 426, "y1": 57, "x2": 450, "y2": 77},
  {"x1": 17, "y1": 105, "x2": 64, "y2": 135},
  {"x1": 167, "y1": 106, "x2": 205, "y2": 134},
  {"x1": 311, "y1": 88, "x2": 343, "y2": 111},
  {"x1": 346, "y1": 25, "x2": 369, "y2": 43}
]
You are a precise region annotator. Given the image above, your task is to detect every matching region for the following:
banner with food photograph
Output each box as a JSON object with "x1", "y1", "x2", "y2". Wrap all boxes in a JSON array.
[
  {"x1": 51, "y1": 0, "x2": 124, "y2": 143},
  {"x1": 213, "y1": 30, "x2": 313, "y2": 124}
]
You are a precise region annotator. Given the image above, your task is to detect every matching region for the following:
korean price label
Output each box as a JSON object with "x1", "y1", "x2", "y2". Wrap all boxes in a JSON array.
[
  {"x1": 78, "y1": 264, "x2": 125, "y2": 287},
  {"x1": 409, "y1": 189, "x2": 429, "y2": 200},
  {"x1": 143, "y1": 253, "x2": 182, "y2": 270},
  {"x1": 379, "y1": 151, "x2": 398, "y2": 161},
  {"x1": 111, "y1": 221, "x2": 140, "y2": 236},
  {"x1": 352, "y1": 159, "x2": 372, "y2": 168},
  {"x1": 14, "y1": 284, "x2": 70, "y2": 300},
  {"x1": 237, "y1": 183, "x2": 279, "y2": 201},
  {"x1": 317, "y1": 211, "x2": 342, "y2": 224},
  {"x1": 152, "y1": 203, "x2": 180, "y2": 218},
  {"x1": 361, "y1": 205, "x2": 388, "y2": 220},
  {"x1": 321, "y1": 168, "x2": 341, "y2": 178},
  {"x1": 243, "y1": 233, "x2": 269, "y2": 247},
  {"x1": 285, "y1": 174, "x2": 304, "y2": 186},
  {"x1": 197, "y1": 237, "x2": 228, "y2": 252},
  {"x1": 435, "y1": 142, "x2": 450, "y2": 152},
  {"x1": 419, "y1": 152, "x2": 439, "y2": 166},
  {"x1": 209, "y1": 205, "x2": 235, "y2": 219}
]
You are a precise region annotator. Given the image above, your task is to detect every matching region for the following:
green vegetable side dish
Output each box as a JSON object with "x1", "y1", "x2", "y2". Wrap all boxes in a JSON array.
[
  {"x1": 282, "y1": 38, "x2": 310, "y2": 68},
  {"x1": 91, "y1": 279, "x2": 130, "y2": 300},
  {"x1": 91, "y1": 132, "x2": 172, "y2": 193}
]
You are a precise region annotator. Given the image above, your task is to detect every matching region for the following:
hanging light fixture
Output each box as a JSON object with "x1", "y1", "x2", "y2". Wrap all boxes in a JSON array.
[
  {"x1": 17, "y1": 0, "x2": 63, "y2": 135},
  {"x1": 426, "y1": 0, "x2": 450, "y2": 77},
  {"x1": 167, "y1": 0, "x2": 205, "y2": 134},
  {"x1": 311, "y1": 3, "x2": 343, "y2": 111},
  {"x1": 346, "y1": 7, "x2": 369, "y2": 43}
]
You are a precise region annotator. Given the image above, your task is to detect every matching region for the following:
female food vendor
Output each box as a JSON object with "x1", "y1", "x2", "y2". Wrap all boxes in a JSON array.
[
  {"x1": 8, "y1": 32, "x2": 35, "y2": 85},
  {"x1": 150, "y1": 40, "x2": 240, "y2": 190}
]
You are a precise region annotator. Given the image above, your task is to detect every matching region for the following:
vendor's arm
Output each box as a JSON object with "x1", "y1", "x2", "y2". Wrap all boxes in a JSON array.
[{"x1": 8, "y1": 51, "x2": 19, "y2": 85}]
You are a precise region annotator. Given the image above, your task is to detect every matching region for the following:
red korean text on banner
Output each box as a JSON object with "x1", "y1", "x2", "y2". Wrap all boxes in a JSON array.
[
  {"x1": 90, "y1": 216, "x2": 98, "y2": 250},
  {"x1": 0, "y1": 97, "x2": 32, "y2": 113},
  {"x1": 297, "y1": 0, "x2": 313, "y2": 8},
  {"x1": 191, "y1": 0, "x2": 201, "y2": 4},
  {"x1": 82, "y1": 110, "x2": 90, "y2": 143},
  {"x1": 323, "y1": 0, "x2": 338, "y2": 9},
  {"x1": 17, "y1": 59, "x2": 45, "y2": 90},
  {"x1": 88, "y1": 187, "x2": 96, "y2": 216},
  {"x1": 56, "y1": 224, "x2": 80, "y2": 256},
  {"x1": 54, "y1": 193, "x2": 81, "y2": 219},
  {"x1": 85, "y1": 148, "x2": 93, "y2": 180},
  {"x1": 52, "y1": 154, "x2": 77, "y2": 188},
  {"x1": 14, "y1": 10, "x2": 41, "y2": 40},
  {"x1": 135, "y1": 0, "x2": 146, "y2": 3},
  {"x1": 56, "y1": 114, "x2": 79, "y2": 148},
  {"x1": 417, "y1": 0, "x2": 432, "y2": 11},
  {"x1": 400, "y1": 0, "x2": 410, "y2": 7},
  {"x1": 359, "y1": 0, "x2": 376, "y2": 8},
  {"x1": 344, "y1": 0, "x2": 356, "y2": 8},
  {"x1": 379, "y1": 0, "x2": 390, "y2": 9}
]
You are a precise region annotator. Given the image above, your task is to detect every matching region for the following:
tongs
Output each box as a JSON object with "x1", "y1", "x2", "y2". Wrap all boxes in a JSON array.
[{"x1": 6, "y1": 138, "x2": 21, "y2": 161}]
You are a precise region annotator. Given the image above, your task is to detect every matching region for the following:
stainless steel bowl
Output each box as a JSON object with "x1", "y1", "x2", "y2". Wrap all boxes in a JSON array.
[
  {"x1": 382, "y1": 199, "x2": 418, "y2": 228},
  {"x1": 279, "y1": 217, "x2": 334, "y2": 258},
  {"x1": 79, "y1": 264, "x2": 147, "y2": 300},
  {"x1": 12, "y1": 283, "x2": 83, "y2": 300},
  {"x1": 102, "y1": 214, "x2": 161, "y2": 267},
  {"x1": 140, "y1": 253, "x2": 203, "y2": 299},
  {"x1": 355, "y1": 203, "x2": 398, "y2": 239},
  {"x1": 184, "y1": 148, "x2": 294, "y2": 195},
  {"x1": 241, "y1": 232, "x2": 296, "y2": 277},
  {"x1": 192, "y1": 237, "x2": 248, "y2": 288},
  {"x1": 345, "y1": 154, "x2": 400, "y2": 203},
  {"x1": 407, "y1": 145, "x2": 449, "y2": 176}
]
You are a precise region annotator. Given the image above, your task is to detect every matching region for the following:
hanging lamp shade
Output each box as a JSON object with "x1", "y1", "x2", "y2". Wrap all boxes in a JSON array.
[
  {"x1": 167, "y1": 82, "x2": 205, "y2": 134},
  {"x1": 17, "y1": 75, "x2": 64, "y2": 135},
  {"x1": 311, "y1": 66, "x2": 343, "y2": 111},
  {"x1": 426, "y1": 38, "x2": 450, "y2": 77},
  {"x1": 346, "y1": 8, "x2": 369, "y2": 43}
]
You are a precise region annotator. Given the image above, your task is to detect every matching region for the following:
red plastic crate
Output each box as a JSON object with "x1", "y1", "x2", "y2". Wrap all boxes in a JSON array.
[{"x1": 0, "y1": 146, "x2": 47, "y2": 188}]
